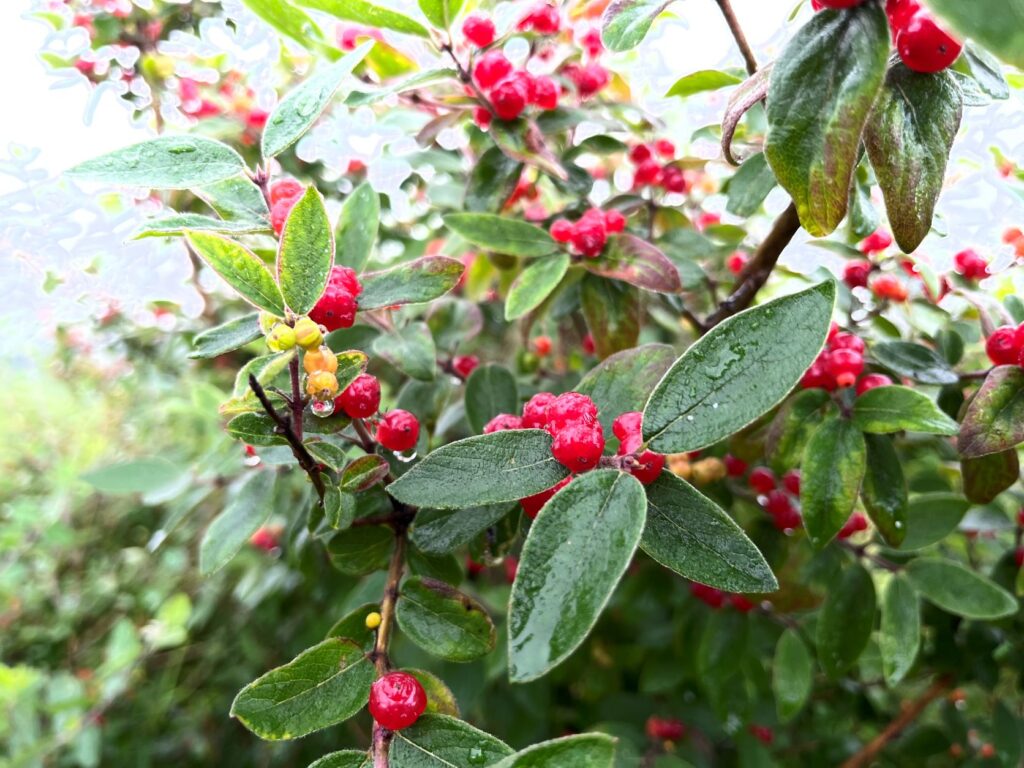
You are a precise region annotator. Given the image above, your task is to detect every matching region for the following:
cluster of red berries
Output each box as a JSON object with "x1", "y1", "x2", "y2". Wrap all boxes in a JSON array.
[
  {"x1": 801, "y1": 326, "x2": 893, "y2": 393},
  {"x1": 811, "y1": 0, "x2": 962, "y2": 73},
  {"x1": 953, "y1": 248, "x2": 990, "y2": 281},
  {"x1": 269, "y1": 179, "x2": 303, "y2": 236},
  {"x1": 368, "y1": 671, "x2": 427, "y2": 731},
  {"x1": 472, "y1": 50, "x2": 560, "y2": 123},
  {"x1": 549, "y1": 207, "x2": 626, "y2": 258},
  {"x1": 690, "y1": 582, "x2": 756, "y2": 612},
  {"x1": 731, "y1": 463, "x2": 803, "y2": 532},
  {"x1": 628, "y1": 140, "x2": 688, "y2": 193},
  {"x1": 645, "y1": 716, "x2": 686, "y2": 742},
  {"x1": 842, "y1": 231, "x2": 912, "y2": 303},
  {"x1": 310, "y1": 264, "x2": 363, "y2": 332},
  {"x1": 985, "y1": 323, "x2": 1024, "y2": 368},
  {"x1": 516, "y1": 2, "x2": 561, "y2": 35}
]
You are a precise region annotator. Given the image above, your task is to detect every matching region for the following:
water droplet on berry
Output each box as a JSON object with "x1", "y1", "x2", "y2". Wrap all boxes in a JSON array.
[
  {"x1": 394, "y1": 449, "x2": 418, "y2": 463},
  {"x1": 468, "y1": 746, "x2": 486, "y2": 765},
  {"x1": 244, "y1": 454, "x2": 262, "y2": 467},
  {"x1": 311, "y1": 399, "x2": 335, "y2": 418}
]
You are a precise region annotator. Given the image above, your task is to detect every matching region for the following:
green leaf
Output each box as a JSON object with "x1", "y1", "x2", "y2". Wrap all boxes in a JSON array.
[
  {"x1": 643, "y1": 282, "x2": 835, "y2": 453},
  {"x1": 390, "y1": 714, "x2": 513, "y2": 767},
  {"x1": 186, "y1": 232, "x2": 286, "y2": 315},
  {"x1": 465, "y1": 364, "x2": 518, "y2": 434},
  {"x1": 905, "y1": 559, "x2": 1018, "y2": 619},
  {"x1": 864, "y1": 64, "x2": 962, "y2": 253},
  {"x1": 467, "y1": 146, "x2": 523, "y2": 213},
  {"x1": 697, "y1": 610, "x2": 748, "y2": 683},
  {"x1": 898, "y1": 493, "x2": 969, "y2": 550},
  {"x1": 197, "y1": 177, "x2": 270, "y2": 222},
  {"x1": 308, "y1": 751, "x2": 370, "y2": 768},
  {"x1": 641, "y1": 472, "x2": 777, "y2": 593},
  {"x1": 443, "y1": 214, "x2": 557, "y2": 258},
  {"x1": 773, "y1": 629, "x2": 812, "y2": 722},
  {"x1": 410, "y1": 504, "x2": 516, "y2": 555},
  {"x1": 962, "y1": 450, "x2": 1020, "y2": 505},
  {"x1": 347, "y1": 68, "x2": 456, "y2": 107},
  {"x1": 295, "y1": 0, "x2": 430, "y2": 36},
  {"x1": 725, "y1": 152, "x2": 777, "y2": 218},
  {"x1": 418, "y1": 0, "x2": 463, "y2": 30},
  {"x1": 323, "y1": 484, "x2": 357, "y2": 530},
  {"x1": 133, "y1": 213, "x2": 268, "y2": 239},
  {"x1": 325, "y1": 601, "x2": 377, "y2": 646},
  {"x1": 801, "y1": 416, "x2": 866, "y2": 549},
  {"x1": 505, "y1": 254, "x2": 570, "y2": 321},
  {"x1": 241, "y1": 0, "x2": 332, "y2": 54},
  {"x1": 958, "y1": 366, "x2": 1024, "y2": 458},
  {"x1": 327, "y1": 526, "x2": 393, "y2": 575},
  {"x1": 993, "y1": 701, "x2": 1023, "y2": 768},
  {"x1": 491, "y1": 734, "x2": 616, "y2": 768},
  {"x1": 81, "y1": 458, "x2": 183, "y2": 495},
  {"x1": 199, "y1": 472, "x2": 277, "y2": 576},
  {"x1": 666, "y1": 68, "x2": 743, "y2": 98},
  {"x1": 221, "y1": 351, "x2": 295, "y2": 415},
  {"x1": 278, "y1": 187, "x2": 334, "y2": 314},
  {"x1": 372, "y1": 322, "x2": 436, "y2": 381},
  {"x1": 230, "y1": 638, "x2": 374, "y2": 740},
  {"x1": 764, "y1": 3, "x2": 889, "y2": 236},
  {"x1": 358, "y1": 256, "x2": 464, "y2": 310},
  {"x1": 583, "y1": 234, "x2": 682, "y2": 294},
  {"x1": 871, "y1": 342, "x2": 958, "y2": 385},
  {"x1": 922, "y1": 0, "x2": 1024, "y2": 69},
  {"x1": 879, "y1": 575, "x2": 919, "y2": 686},
  {"x1": 226, "y1": 413, "x2": 287, "y2": 446},
  {"x1": 190, "y1": 313, "x2": 262, "y2": 359},
  {"x1": 262, "y1": 41, "x2": 373, "y2": 158},
  {"x1": 340, "y1": 455, "x2": 390, "y2": 492},
  {"x1": 575, "y1": 344, "x2": 677, "y2": 434},
  {"x1": 335, "y1": 182, "x2": 379, "y2": 272},
  {"x1": 817, "y1": 563, "x2": 876, "y2": 679},
  {"x1": 601, "y1": 0, "x2": 674, "y2": 53},
  {"x1": 852, "y1": 385, "x2": 959, "y2": 435},
  {"x1": 67, "y1": 135, "x2": 246, "y2": 189},
  {"x1": 581, "y1": 274, "x2": 641, "y2": 359},
  {"x1": 396, "y1": 577, "x2": 496, "y2": 662},
  {"x1": 765, "y1": 388, "x2": 831, "y2": 474},
  {"x1": 861, "y1": 434, "x2": 908, "y2": 547},
  {"x1": 306, "y1": 441, "x2": 350, "y2": 473},
  {"x1": 508, "y1": 471, "x2": 646, "y2": 682},
  {"x1": 959, "y1": 42, "x2": 1010, "y2": 100},
  {"x1": 388, "y1": 431, "x2": 568, "y2": 509}
]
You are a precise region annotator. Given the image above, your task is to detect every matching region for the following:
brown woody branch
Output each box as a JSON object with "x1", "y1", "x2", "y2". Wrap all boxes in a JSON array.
[{"x1": 713, "y1": 0, "x2": 758, "y2": 76}]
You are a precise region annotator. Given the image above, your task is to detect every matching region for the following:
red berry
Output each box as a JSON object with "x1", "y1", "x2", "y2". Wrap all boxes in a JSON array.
[
  {"x1": 337, "y1": 373, "x2": 381, "y2": 419},
  {"x1": 568, "y1": 63, "x2": 609, "y2": 98},
  {"x1": 953, "y1": 248, "x2": 989, "y2": 280},
  {"x1": 871, "y1": 273, "x2": 909, "y2": 302},
  {"x1": 504, "y1": 556, "x2": 519, "y2": 583},
  {"x1": 270, "y1": 179, "x2": 303, "y2": 206},
  {"x1": 801, "y1": 360, "x2": 836, "y2": 391},
  {"x1": 249, "y1": 526, "x2": 279, "y2": 551},
  {"x1": 843, "y1": 260, "x2": 873, "y2": 289},
  {"x1": 570, "y1": 217, "x2": 608, "y2": 258},
  {"x1": 695, "y1": 212, "x2": 721, "y2": 231},
  {"x1": 550, "y1": 218, "x2": 574, "y2": 243},
  {"x1": 519, "y1": 3, "x2": 560, "y2": 34},
  {"x1": 629, "y1": 144, "x2": 653, "y2": 164},
  {"x1": 271, "y1": 198, "x2": 298, "y2": 236},
  {"x1": 462, "y1": 14, "x2": 495, "y2": 47},
  {"x1": 522, "y1": 392, "x2": 557, "y2": 428},
  {"x1": 654, "y1": 138, "x2": 676, "y2": 158},
  {"x1": 551, "y1": 423, "x2": 605, "y2": 472},
  {"x1": 764, "y1": 490, "x2": 800, "y2": 528},
  {"x1": 580, "y1": 28, "x2": 603, "y2": 58},
  {"x1": 825, "y1": 349, "x2": 865, "y2": 389},
  {"x1": 1015, "y1": 547, "x2": 1024, "y2": 569},
  {"x1": 830, "y1": 332, "x2": 865, "y2": 354},
  {"x1": 727, "y1": 252, "x2": 749, "y2": 275},
  {"x1": 582, "y1": 333, "x2": 596, "y2": 355},
  {"x1": 532, "y1": 75, "x2": 559, "y2": 110},
  {"x1": 646, "y1": 716, "x2": 686, "y2": 742},
  {"x1": 731, "y1": 595, "x2": 756, "y2": 612},
  {"x1": 633, "y1": 158, "x2": 661, "y2": 186},
  {"x1": 660, "y1": 166, "x2": 688, "y2": 194},
  {"x1": 856, "y1": 373, "x2": 893, "y2": 396},
  {"x1": 690, "y1": 582, "x2": 726, "y2": 609},
  {"x1": 474, "y1": 51, "x2": 512, "y2": 89},
  {"x1": 309, "y1": 266, "x2": 362, "y2": 331},
  {"x1": 1017, "y1": 508, "x2": 1024, "y2": 528},
  {"x1": 859, "y1": 230, "x2": 893, "y2": 255},
  {"x1": 612, "y1": 411, "x2": 644, "y2": 452},
  {"x1": 484, "y1": 413, "x2": 524, "y2": 433},
  {"x1": 838, "y1": 512, "x2": 869, "y2": 540},
  {"x1": 749, "y1": 725, "x2": 775, "y2": 745},
  {"x1": 376, "y1": 410, "x2": 420, "y2": 452},
  {"x1": 520, "y1": 476, "x2": 572, "y2": 519},
  {"x1": 782, "y1": 470, "x2": 801, "y2": 497},
  {"x1": 490, "y1": 77, "x2": 528, "y2": 121},
  {"x1": 896, "y1": 10, "x2": 962, "y2": 73},
  {"x1": 369, "y1": 672, "x2": 427, "y2": 731},
  {"x1": 724, "y1": 454, "x2": 748, "y2": 477},
  {"x1": 452, "y1": 354, "x2": 479, "y2": 380},
  {"x1": 604, "y1": 209, "x2": 626, "y2": 233},
  {"x1": 532, "y1": 336, "x2": 553, "y2": 357},
  {"x1": 473, "y1": 106, "x2": 492, "y2": 129},
  {"x1": 630, "y1": 450, "x2": 665, "y2": 484},
  {"x1": 886, "y1": 0, "x2": 920, "y2": 28},
  {"x1": 986, "y1": 326, "x2": 1020, "y2": 366},
  {"x1": 749, "y1": 467, "x2": 776, "y2": 494}
]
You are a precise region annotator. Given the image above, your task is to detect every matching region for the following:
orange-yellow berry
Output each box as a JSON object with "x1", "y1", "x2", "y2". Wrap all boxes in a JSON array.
[
  {"x1": 365, "y1": 611, "x2": 382, "y2": 630},
  {"x1": 304, "y1": 346, "x2": 338, "y2": 375},
  {"x1": 293, "y1": 317, "x2": 324, "y2": 350},
  {"x1": 306, "y1": 370, "x2": 339, "y2": 399}
]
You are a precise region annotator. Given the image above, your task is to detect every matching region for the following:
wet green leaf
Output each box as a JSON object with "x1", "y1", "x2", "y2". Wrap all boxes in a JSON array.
[
  {"x1": 958, "y1": 366, "x2": 1024, "y2": 458},
  {"x1": 186, "y1": 232, "x2": 286, "y2": 315},
  {"x1": 296, "y1": 0, "x2": 429, "y2": 36},
  {"x1": 505, "y1": 254, "x2": 570, "y2": 321},
  {"x1": 444, "y1": 214, "x2": 557, "y2": 258},
  {"x1": 278, "y1": 187, "x2": 334, "y2": 314},
  {"x1": 67, "y1": 136, "x2": 246, "y2": 189},
  {"x1": 802, "y1": 416, "x2": 866, "y2": 549},
  {"x1": 582, "y1": 234, "x2": 682, "y2": 294},
  {"x1": 773, "y1": 629, "x2": 812, "y2": 722},
  {"x1": 464, "y1": 364, "x2": 518, "y2": 435},
  {"x1": 359, "y1": 256, "x2": 464, "y2": 310},
  {"x1": 816, "y1": 563, "x2": 876, "y2": 679},
  {"x1": 905, "y1": 559, "x2": 1018, "y2": 619},
  {"x1": 861, "y1": 434, "x2": 908, "y2": 546},
  {"x1": 396, "y1": 577, "x2": 496, "y2": 662},
  {"x1": 601, "y1": 0, "x2": 674, "y2": 52},
  {"x1": 389, "y1": 714, "x2": 513, "y2": 767},
  {"x1": 335, "y1": 182, "x2": 379, "y2": 272},
  {"x1": 879, "y1": 575, "x2": 919, "y2": 686},
  {"x1": 852, "y1": 385, "x2": 959, "y2": 435}
]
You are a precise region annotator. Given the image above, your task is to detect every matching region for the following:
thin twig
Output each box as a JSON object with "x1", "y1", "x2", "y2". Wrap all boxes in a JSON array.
[{"x1": 713, "y1": 0, "x2": 758, "y2": 75}]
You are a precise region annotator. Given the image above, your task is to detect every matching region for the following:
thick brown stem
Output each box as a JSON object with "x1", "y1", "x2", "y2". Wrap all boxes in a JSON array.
[
  {"x1": 289, "y1": 357, "x2": 304, "y2": 443},
  {"x1": 372, "y1": 723, "x2": 393, "y2": 768},
  {"x1": 839, "y1": 677, "x2": 952, "y2": 768},
  {"x1": 714, "y1": 0, "x2": 758, "y2": 75}
]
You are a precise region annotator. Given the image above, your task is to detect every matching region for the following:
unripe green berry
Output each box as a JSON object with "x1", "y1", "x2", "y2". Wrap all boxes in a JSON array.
[
  {"x1": 266, "y1": 323, "x2": 297, "y2": 351},
  {"x1": 259, "y1": 311, "x2": 281, "y2": 334},
  {"x1": 294, "y1": 317, "x2": 324, "y2": 350}
]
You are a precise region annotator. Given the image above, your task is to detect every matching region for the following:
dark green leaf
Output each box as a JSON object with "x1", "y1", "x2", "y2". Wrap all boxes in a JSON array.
[
  {"x1": 226, "y1": 413, "x2": 287, "y2": 447},
  {"x1": 922, "y1": 0, "x2": 1024, "y2": 69},
  {"x1": 643, "y1": 282, "x2": 835, "y2": 453},
  {"x1": 666, "y1": 68, "x2": 743, "y2": 98},
  {"x1": 262, "y1": 41, "x2": 373, "y2": 158},
  {"x1": 444, "y1": 213, "x2": 557, "y2": 258},
  {"x1": 396, "y1": 577, "x2": 496, "y2": 662},
  {"x1": 871, "y1": 342, "x2": 958, "y2": 385},
  {"x1": 295, "y1": 0, "x2": 430, "y2": 36},
  {"x1": 575, "y1": 343, "x2": 676, "y2": 434},
  {"x1": 407, "y1": 669, "x2": 460, "y2": 718},
  {"x1": 466, "y1": 146, "x2": 523, "y2": 213},
  {"x1": 389, "y1": 714, "x2": 513, "y2": 767},
  {"x1": 802, "y1": 416, "x2": 866, "y2": 549},
  {"x1": 509, "y1": 471, "x2": 646, "y2": 682},
  {"x1": 190, "y1": 313, "x2": 262, "y2": 359},
  {"x1": 765, "y1": 4, "x2": 889, "y2": 236},
  {"x1": 601, "y1": 0, "x2": 673, "y2": 53},
  {"x1": 308, "y1": 751, "x2": 369, "y2": 768},
  {"x1": 583, "y1": 234, "x2": 682, "y2": 294},
  {"x1": 373, "y1": 322, "x2": 436, "y2": 381},
  {"x1": 861, "y1": 434, "x2": 908, "y2": 546},
  {"x1": 491, "y1": 734, "x2": 616, "y2": 768},
  {"x1": 765, "y1": 388, "x2": 831, "y2": 474},
  {"x1": 388, "y1": 430, "x2": 568, "y2": 509},
  {"x1": 773, "y1": 629, "x2": 812, "y2": 722},
  {"x1": 852, "y1": 385, "x2": 959, "y2": 435},
  {"x1": 306, "y1": 441, "x2": 350, "y2": 472},
  {"x1": 958, "y1": 366, "x2": 1024, "y2": 458},
  {"x1": 505, "y1": 254, "x2": 570, "y2": 321},
  {"x1": 697, "y1": 610, "x2": 748, "y2": 683},
  {"x1": 340, "y1": 455, "x2": 390, "y2": 492},
  {"x1": 186, "y1": 232, "x2": 286, "y2": 315},
  {"x1": 67, "y1": 136, "x2": 246, "y2": 189},
  {"x1": 410, "y1": 504, "x2": 516, "y2": 554},
  {"x1": 993, "y1": 701, "x2": 1023, "y2": 768},
  {"x1": 278, "y1": 187, "x2": 334, "y2": 314},
  {"x1": 327, "y1": 526, "x2": 393, "y2": 575},
  {"x1": 641, "y1": 472, "x2": 777, "y2": 592},
  {"x1": 962, "y1": 450, "x2": 1019, "y2": 505},
  {"x1": 898, "y1": 493, "x2": 969, "y2": 550},
  {"x1": 816, "y1": 563, "x2": 876, "y2": 679},
  {"x1": 959, "y1": 42, "x2": 1010, "y2": 100},
  {"x1": 725, "y1": 152, "x2": 777, "y2": 218},
  {"x1": 81, "y1": 458, "x2": 184, "y2": 496},
  {"x1": 133, "y1": 213, "x2": 268, "y2": 239},
  {"x1": 465, "y1": 364, "x2": 518, "y2": 434},
  {"x1": 879, "y1": 575, "x2": 919, "y2": 686},
  {"x1": 864, "y1": 64, "x2": 962, "y2": 253},
  {"x1": 230, "y1": 638, "x2": 374, "y2": 740},
  {"x1": 325, "y1": 602, "x2": 377, "y2": 646},
  {"x1": 905, "y1": 559, "x2": 1018, "y2": 619},
  {"x1": 323, "y1": 484, "x2": 356, "y2": 530},
  {"x1": 581, "y1": 274, "x2": 641, "y2": 359},
  {"x1": 335, "y1": 182, "x2": 379, "y2": 272},
  {"x1": 359, "y1": 256, "x2": 464, "y2": 310}
]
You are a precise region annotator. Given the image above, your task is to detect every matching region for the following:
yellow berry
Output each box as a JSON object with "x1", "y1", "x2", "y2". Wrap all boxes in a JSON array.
[
  {"x1": 293, "y1": 317, "x2": 324, "y2": 350},
  {"x1": 266, "y1": 323, "x2": 296, "y2": 352},
  {"x1": 690, "y1": 457, "x2": 727, "y2": 485},
  {"x1": 306, "y1": 370, "x2": 339, "y2": 399},
  {"x1": 667, "y1": 454, "x2": 692, "y2": 480},
  {"x1": 303, "y1": 346, "x2": 338, "y2": 375},
  {"x1": 259, "y1": 311, "x2": 281, "y2": 334},
  {"x1": 365, "y1": 611, "x2": 382, "y2": 630}
]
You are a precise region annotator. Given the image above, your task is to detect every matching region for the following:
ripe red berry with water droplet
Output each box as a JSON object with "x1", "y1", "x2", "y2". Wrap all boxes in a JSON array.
[
  {"x1": 376, "y1": 410, "x2": 420, "y2": 452},
  {"x1": 484, "y1": 413, "x2": 523, "y2": 434},
  {"x1": 522, "y1": 392, "x2": 556, "y2": 428},
  {"x1": 490, "y1": 77, "x2": 528, "y2": 121},
  {"x1": 310, "y1": 266, "x2": 362, "y2": 331},
  {"x1": 337, "y1": 373, "x2": 380, "y2": 419},
  {"x1": 896, "y1": 10, "x2": 962, "y2": 73},
  {"x1": 843, "y1": 260, "x2": 872, "y2": 289},
  {"x1": 369, "y1": 672, "x2": 427, "y2": 731},
  {"x1": 544, "y1": 392, "x2": 598, "y2": 433},
  {"x1": 551, "y1": 423, "x2": 605, "y2": 472},
  {"x1": 825, "y1": 348, "x2": 864, "y2": 389},
  {"x1": 856, "y1": 373, "x2": 893, "y2": 396}
]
